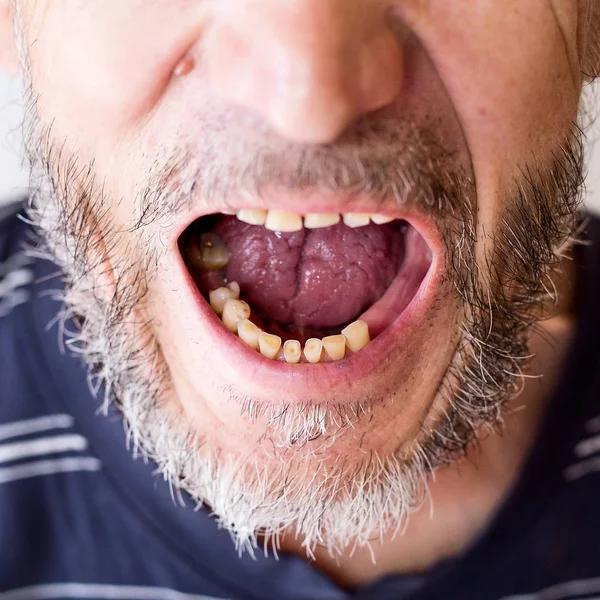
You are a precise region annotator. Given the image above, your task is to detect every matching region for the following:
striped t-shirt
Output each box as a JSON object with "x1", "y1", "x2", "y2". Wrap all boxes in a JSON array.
[{"x1": 1, "y1": 201, "x2": 599, "y2": 600}]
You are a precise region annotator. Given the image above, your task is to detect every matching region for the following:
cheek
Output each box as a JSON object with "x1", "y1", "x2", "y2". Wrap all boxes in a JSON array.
[
  {"x1": 404, "y1": 2, "x2": 581, "y2": 169},
  {"x1": 397, "y1": 1, "x2": 583, "y2": 267},
  {"x1": 25, "y1": 1, "x2": 206, "y2": 161}
]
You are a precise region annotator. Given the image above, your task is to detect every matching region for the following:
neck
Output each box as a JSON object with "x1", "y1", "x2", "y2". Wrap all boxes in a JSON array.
[{"x1": 280, "y1": 255, "x2": 579, "y2": 589}]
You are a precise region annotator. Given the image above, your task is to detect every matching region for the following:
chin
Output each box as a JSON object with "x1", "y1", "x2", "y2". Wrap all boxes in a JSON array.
[{"x1": 100, "y1": 189, "x2": 477, "y2": 557}]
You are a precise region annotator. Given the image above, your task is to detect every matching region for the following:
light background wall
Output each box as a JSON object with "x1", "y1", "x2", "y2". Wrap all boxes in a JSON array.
[
  {"x1": 2, "y1": 72, "x2": 600, "y2": 213},
  {"x1": 0, "y1": 74, "x2": 27, "y2": 201}
]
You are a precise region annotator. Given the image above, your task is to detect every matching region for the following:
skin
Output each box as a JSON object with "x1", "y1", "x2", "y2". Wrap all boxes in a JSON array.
[{"x1": 0, "y1": 0, "x2": 598, "y2": 588}]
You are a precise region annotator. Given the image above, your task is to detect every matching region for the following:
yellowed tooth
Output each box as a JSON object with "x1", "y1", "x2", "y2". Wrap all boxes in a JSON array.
[
  {"x1": 227, "y1": 281, "x2": 241, "y2": 297},
  {"x1": 341, "y1": 320, "x2": 370, "y2": 353},
  {"x1": 237, "y1": 209, "x2": 268, "y2": 226},
  {"x1": 371, "y1": 214, "x2": 395, "y2": 225},
  {"x1": 303, "y1": 338, "x2": 323, "y2": 364},
  {"x1": 259, "y1": 332, "x2": 282, "y2": 360},
  {"x1": 222, "y1": 299, "x2": 251, "y2": 332},
  {"x1": 209, "y1": 286, "x2": 240, "y2": 316},
  {"x1": 342, "y1": 213, "x2": 371, "y2": 228},
  {"x1": 304, "y1": 213, "x2": 341, "y2": 229},
  {"x1": 323, "y1": 335, "x2": 347, "y2": 361},
  {"x1": 283, "y1": 340, "x2": 302, "y2": 364},
  {"x1": 265, "y1": 210, "x2": 303, "y2": 233},
  {"x1": 237, "y1": 319, "x2": 262, "y2": 350}
]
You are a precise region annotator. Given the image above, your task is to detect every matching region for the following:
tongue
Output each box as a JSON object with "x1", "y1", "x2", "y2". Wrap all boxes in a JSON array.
[{"x1": 202, "y1": 216, "x2": 405, "y2": 330}]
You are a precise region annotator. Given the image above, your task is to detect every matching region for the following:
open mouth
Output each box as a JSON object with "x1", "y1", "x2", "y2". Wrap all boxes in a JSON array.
[{"x1": 178, "y1": 209, "x2": 434, "y2": 365}]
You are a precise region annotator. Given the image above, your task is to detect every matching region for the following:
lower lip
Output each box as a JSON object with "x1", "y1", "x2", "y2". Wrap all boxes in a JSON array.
[{"x1": 175, "y1": 219, "x2": 443, "y2": 401}]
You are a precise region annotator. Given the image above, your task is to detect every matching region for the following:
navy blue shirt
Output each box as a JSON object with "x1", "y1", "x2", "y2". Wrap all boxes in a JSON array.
[{"x1": 1, "y1": 200, "x2": 599, "y2": 600}]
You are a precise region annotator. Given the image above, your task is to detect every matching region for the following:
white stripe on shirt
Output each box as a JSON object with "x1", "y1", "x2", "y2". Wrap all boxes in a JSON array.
[
  {"x1": 0, "y1": 457, "x2": 101, "y2": 485},
  {"x1": 0, "y1": 434, "x2": 88, "y2": 465},
  {"x1": 564, "y1": 455, "x2": 600, "y2": 481},
  {"x1": 0, "y1": 288, "x2": 30, "y2": 318},
  {"x1": 501, "y1": 575, "x2": 600, "y2": 599},
  {"x1": 0, "y1": 250, "x2": 34, "y2": 318},
  {"x1": 0, "y1": 268, "x2": 33, "y2": 298},
  {"x1": 0, "y1": 251, "x2": 32, "y2": 278},
  {"x1": 0, "y1": 583, "x2": 226, "y2": 600},
  {"x1": 574, "y1": 433, "x2": 600, "y2": 459},
  {"x1": 562, "y1": 415, "x2": 600, "y2": 481},
  {"x1": 0, "y1": 415, "x2": 74, "y2": 442}
]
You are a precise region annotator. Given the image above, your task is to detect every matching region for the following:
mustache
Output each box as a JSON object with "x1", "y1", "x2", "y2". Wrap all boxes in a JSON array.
[{"x1": 138, "y1": 113, "x2": 475, "y2": 228}]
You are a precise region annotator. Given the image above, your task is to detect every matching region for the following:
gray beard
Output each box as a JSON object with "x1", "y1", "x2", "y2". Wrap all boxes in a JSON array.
[{"x1": 23, "y1": 108, "x2": 583, "y2": 558}]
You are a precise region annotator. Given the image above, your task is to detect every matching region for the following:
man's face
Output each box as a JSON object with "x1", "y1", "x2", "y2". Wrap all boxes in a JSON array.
[{"x1": 9, "y1": 1, "x2": 596, "y2": 552}]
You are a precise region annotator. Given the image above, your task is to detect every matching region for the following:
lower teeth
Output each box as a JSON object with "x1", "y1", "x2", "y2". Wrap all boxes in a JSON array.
[{"x1": 208, "y1": 283, "x2": 371, "y2": 363}]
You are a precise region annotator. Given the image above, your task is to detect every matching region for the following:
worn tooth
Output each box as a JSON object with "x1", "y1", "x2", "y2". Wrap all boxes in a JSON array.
[
  {"x1": 341, "y1": 320, "x2": 370, "y2": 353},
  {"x1": 265, "y1": 210, "x2": 303, "y2": 233},
  {"x1": 304, "y1": 213, "x2": 341, "y2": 229},
  {"x1": 222, "y1": 299, "x2": 251, "y2": 332},
  {"x1": 303, "y1": 338, "x2": 323, "y2": 363},
  {"x1": 259, "y1": 332, "x2": 282, "y2": 360},
  {"x1": 227, "y1": 281, "x2": 241, "y2": 297},
  {"x1": 237, "y1": 319, "x2": 262, "y2": 350},
  {"x1": 283, "y1": 340, "x2": 302, "y2": 364},
  {"x1": 323, "y1": 335, "x2": 347, "y2": 361},
  {"x1": 342, "y1": 213, "x2": 371, "y2": 228},
  {"x1": 237, "y1": 209, "x2": 268, "y2": 226},
  {"x1": 371, "y1": 214, "x2": 395, "y2": 225},
  {"x1": 209, "y1": 286, "x2": 239, "y2": 316}
]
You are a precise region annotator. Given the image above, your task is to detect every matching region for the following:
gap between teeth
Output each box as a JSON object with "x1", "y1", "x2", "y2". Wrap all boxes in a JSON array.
[
  {"x1": 212, "y1": 284, "x2": 371, "y2": 363},
  {"x1": 235, "y1": 209, "x2": 394, "y2": 231}
]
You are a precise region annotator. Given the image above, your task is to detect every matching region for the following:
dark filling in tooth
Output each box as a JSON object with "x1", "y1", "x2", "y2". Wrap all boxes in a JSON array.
[
  {"x1": 186, "y1": 232, "x2": 231, "y2": 271},
  {"x1": 180, "y1": 215, "x2": 407, "y2": 340}
]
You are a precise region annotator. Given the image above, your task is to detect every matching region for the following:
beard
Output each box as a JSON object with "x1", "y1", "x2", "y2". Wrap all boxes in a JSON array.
[{"x1": 23, "y1": 101, "x2": 583, "y2": 558}]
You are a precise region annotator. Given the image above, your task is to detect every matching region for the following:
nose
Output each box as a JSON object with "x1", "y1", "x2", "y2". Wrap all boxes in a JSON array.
[{"x1": 204, "y1": 0, "x2": 404, "y2": 144}]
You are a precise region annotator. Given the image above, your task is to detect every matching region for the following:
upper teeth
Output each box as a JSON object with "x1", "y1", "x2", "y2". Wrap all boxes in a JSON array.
[
  {"x1": 304, "y1": 213, "x2": 341, "y2": 229},
  {"x1": 265, "y1": 210, "x2": 303, "y2": 233},
  {"x1": 235, "y1": 209, "x2": 394, "y2": 231}
]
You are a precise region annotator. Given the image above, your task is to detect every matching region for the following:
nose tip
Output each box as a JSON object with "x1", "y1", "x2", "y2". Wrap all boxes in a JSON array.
[{"x1": 205, "y1": 2, "x2": 404, "y2": 144}]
